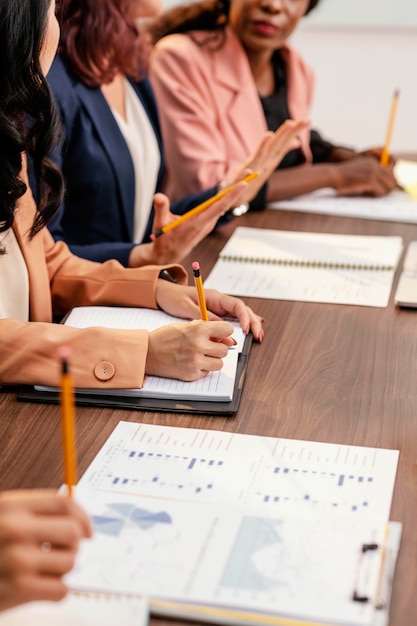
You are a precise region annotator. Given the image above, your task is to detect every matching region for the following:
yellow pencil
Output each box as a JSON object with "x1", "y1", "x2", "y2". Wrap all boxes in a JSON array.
[
  {"x1": 192, "y1": 261, "x2": 209, "y2": 321},
  {"x1": 150, "y1": 171, "x2": 259, "y2": 240},
  {"x1": 380, "y1": 89, "x2": 400, "y2": 167},
  {"x1": 58, "y1": 346, "x2": 77, "y2": 497}
]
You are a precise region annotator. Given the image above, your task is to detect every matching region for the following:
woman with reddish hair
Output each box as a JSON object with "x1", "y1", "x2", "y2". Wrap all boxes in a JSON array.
[{"x1": 46, "y1": 0, "x2": 302, "y2": 266}]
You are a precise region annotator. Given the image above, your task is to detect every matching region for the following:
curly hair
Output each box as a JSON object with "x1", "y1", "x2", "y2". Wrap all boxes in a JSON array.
[
  {"x1": 0, "y1": 0, "x2": 64, "y2": 246},
  {"x1": 59, "y1": 0, "x2": 148, "y2": 87},
  {"x1": 150, "y1": 0, "x2": 321, "y2": 43}
]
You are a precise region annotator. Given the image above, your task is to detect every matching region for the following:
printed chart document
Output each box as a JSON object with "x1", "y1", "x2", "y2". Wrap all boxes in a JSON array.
[
  {"x1": 203, "y1": 227, "x2": 403, "y2": 307},
  {"x1": 24, "y1": 307, "x2": 252, "y2": 414},
  {"x1": 67, "y1": 421, "x2": 401, "y2": 626}
]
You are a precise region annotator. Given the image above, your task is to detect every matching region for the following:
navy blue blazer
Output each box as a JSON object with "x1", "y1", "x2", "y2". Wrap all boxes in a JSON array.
[{"x1": 47, "y1": 56, "x2": 216, "y2": 266}]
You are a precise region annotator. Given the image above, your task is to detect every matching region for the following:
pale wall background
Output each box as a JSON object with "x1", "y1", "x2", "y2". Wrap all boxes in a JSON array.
[
  {"x1": 290, "y1": 24, "x2": 417, "y2": 154},
  {"x1": 160, "y1": 0, "x2": 417, "y2": 153}
]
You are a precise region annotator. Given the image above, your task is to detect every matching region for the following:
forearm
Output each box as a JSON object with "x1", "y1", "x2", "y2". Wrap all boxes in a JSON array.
[
  {"x1": 327, "y1": 146, "x2": 358, "y2": 162},
  {"x1": 0, "y1": 319, "x2": 148, "y2": 388},
  {"x1": 43, "y1": 233, "x2": 187, "y2": 315},
  {"x1": 266, "y1": 164, "x2": 340, "y2": 202}
]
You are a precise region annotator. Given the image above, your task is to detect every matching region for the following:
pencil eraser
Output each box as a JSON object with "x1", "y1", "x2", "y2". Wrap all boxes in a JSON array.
[
  {"x1": 192, "y1": 261, "x2": 200, "y2": 271},
  {"x1": 150, "y1": 233, "x2": 156, "y2": 241}
]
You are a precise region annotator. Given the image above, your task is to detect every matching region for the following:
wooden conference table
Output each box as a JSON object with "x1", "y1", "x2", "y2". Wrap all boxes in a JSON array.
[{"x1": 1, "y1": 206, "x2": 417, "y2": 625}]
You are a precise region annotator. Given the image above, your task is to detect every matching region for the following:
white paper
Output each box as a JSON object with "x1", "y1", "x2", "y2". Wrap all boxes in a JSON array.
[
  {"x1": 78, "y1": 422, "x2": 398, "y2": 522},
  {"x1": 203, "y1": 228, "x2": 403, "y2": 307},
  {"x1": 0, "y1": 593, "x2": 148, "y2": 626},
  {"x1": 269, "y1": 186, "x2": 417, "y2": 222},
  {"x1": 66, "y1": 422, "x2": 400, "y2": 626},
  {"x1": 68, "y1": 490, "x2": 387, "y2": 626}
]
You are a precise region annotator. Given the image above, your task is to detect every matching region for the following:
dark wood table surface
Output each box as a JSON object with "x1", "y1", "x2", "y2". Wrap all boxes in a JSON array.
[{"x1": 1, "y1": 207, "x2": 417, "y2": 625}]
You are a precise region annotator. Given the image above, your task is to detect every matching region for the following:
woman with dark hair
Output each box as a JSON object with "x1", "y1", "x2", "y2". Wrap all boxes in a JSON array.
[
  {"x1": 46, "y1": 0, "x2": 303, "y2": 266},
  {"x1": 0, "y1": 3, "x2": 91, "y2": 608},
  {"x1": 0, "y1": 0, "x2": 264, "y2": 389},
  {"x1": 149, "y1": 0, "x2": 398, "y2": 206}
]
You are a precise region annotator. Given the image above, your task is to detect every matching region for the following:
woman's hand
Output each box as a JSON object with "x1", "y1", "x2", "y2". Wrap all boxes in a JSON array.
[
  {"x1": 359, "y1": 146, "x2": 397, "y2": 168},
  {"x1": 146, "y1": 319, "x2": 236, "y2": 380},
  {"x1": 147, "y1": 281, "x2": 264, "y2": 380},
  {"x1": 331, "y1": 156, "x2": 399, "y2": 197},
  {"x1": 128, "y1": 182, "x2": 246, "y2": 267},
  {"x1": 155, "y1": 281, "x2": 264, "y2": 341},
  {"x1": 223, "y1": 118, "x2": 310, "y2": 204},
  {"x1": 0, "y1": 490, "x2": 91, "y2": 612}
]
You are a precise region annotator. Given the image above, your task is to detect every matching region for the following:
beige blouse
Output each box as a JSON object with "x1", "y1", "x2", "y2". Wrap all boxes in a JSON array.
[{"x1": 0, "y1": 227, "x2": 29, "y2": 321}]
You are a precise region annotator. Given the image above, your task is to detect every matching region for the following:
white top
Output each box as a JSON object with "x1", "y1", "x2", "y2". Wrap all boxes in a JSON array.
[
  {"x1": 111, "y1": 79, "x2": 160, "y2": 243},
  {"x1": 0, "y1": 228, "x2": 29, "y2": 321}
]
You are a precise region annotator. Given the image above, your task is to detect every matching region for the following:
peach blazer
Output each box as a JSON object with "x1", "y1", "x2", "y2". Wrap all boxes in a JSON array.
[
  {"x1": 150, "y1": 27, "x2": 315, "y2": 202},
  {"x1": 0, "y1": 160, "x2": 187, "y2": 388}
]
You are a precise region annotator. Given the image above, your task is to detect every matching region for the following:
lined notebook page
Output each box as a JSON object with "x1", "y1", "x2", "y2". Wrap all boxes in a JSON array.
[{"x1": 204, "y1": 227, "x2": 403, "y2": 307}]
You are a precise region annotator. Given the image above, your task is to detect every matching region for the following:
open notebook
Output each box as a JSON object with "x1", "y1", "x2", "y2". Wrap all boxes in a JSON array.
[
  {"x1": 66, "y1": 421, "x2": 402, "y2": 626},
  {"x1": 203, "y1": 227, "x2": 403, "y2": 307},
  {"x1": 19, "y1": 307, "x2": 251, "y2": 415}
]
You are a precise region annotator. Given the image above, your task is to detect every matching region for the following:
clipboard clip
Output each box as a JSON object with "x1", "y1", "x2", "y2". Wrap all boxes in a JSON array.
[{"x1": 352, "y1": 542, "x2": 380, "y2": 604}]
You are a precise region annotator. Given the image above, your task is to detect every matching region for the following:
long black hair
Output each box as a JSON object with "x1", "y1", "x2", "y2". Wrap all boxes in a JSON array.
[
  {"x1": 0, "y1": 0, "x2": 64, "y2": 243},
  {"x1": 150, "y1": 0, "x2": 321, "y2": 43}
]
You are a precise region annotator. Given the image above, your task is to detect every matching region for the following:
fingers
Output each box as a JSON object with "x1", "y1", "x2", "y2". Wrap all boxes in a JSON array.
[
  {"x1": 155, "y1": 284, "x2": 265, "y2": 348},
  {"x1": 0, "y1": 543, "x2": 77, "y2": 578},
  {"x1": 8, "y1": 575, "x2": 69, "y2": 604},
  {"x1": 0, "y1": 491, "x2": 91, "y2": 540},
  {"x1": 0, "y1": 573, "x2": 69, "y2": 611},
  {"x1": 146, "y1": 319, "x2": 237, "y2": 381},
  {"x1": 335, "y1": 157, "x2": 398, "y2": 197},
  {"x1": 204, "y1": 290, "x2": 265, "y2": 342},
  {"x1": 151, "y1": 184, "x2": 248, "y2": 265},
  {"x1": 152, "y1": 193, "x2": 172, "y2": 232},
  {"x1": 0, "y1": 494, "x2": 87, "y2": 612}
]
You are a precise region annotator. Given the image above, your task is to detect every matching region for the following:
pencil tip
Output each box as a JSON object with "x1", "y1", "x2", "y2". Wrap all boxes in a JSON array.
[{"x1": 394, "y1": 88, "x2": 400, "y2": 98}]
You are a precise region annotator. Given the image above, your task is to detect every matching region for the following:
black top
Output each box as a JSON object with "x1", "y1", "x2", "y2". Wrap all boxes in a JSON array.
[
  {"x1": 259, "y1": 50, "x2": 334, "y2": 167},
  {"x1": 249, "y1": 50, "x2": 335, "y2": 211}
]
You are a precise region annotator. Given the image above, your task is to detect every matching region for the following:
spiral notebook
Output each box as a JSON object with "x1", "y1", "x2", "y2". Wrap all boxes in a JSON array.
[{"x1": 204, "y1": 227, "x2": 403, "y2": 307}]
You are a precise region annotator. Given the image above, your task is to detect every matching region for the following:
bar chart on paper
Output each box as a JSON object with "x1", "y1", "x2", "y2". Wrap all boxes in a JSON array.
[
  {"x1": 78, "y1": 422, "x2": 398, "y2": 522},
  {"x1": 69, "y1": 423, "x2": 400, "y2": 626}
]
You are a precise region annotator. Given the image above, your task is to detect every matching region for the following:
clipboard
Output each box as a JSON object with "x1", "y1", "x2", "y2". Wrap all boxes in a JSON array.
[{"x1": 17, "y1": 334, "x2": 252, "y2": 416}]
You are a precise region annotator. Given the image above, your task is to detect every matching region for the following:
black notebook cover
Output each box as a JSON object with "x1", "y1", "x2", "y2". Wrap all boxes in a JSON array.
[{"x1": 18, "y1": 334, "x2": 252, "y2": 416}]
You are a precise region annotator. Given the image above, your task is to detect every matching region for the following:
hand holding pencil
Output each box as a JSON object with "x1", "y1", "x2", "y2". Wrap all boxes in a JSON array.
[{"x1": 128, "y1": 174, "x2": 252, "y2": 267}]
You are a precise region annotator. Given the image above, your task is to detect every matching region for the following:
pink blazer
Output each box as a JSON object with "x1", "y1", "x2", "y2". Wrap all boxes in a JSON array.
[
  {"x1": 150, "y1": 27, "x2": 315, "y2": 201},
  {"x1": 1, "y1": 161, "x2": 187, "y2": 388}
]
